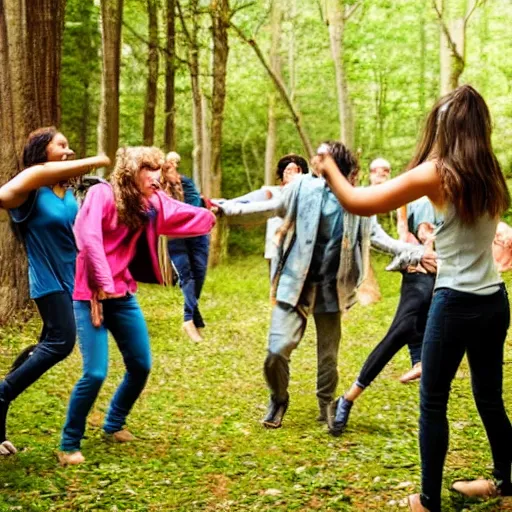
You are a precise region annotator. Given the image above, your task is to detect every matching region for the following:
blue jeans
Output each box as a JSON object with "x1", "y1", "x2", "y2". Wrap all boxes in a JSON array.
[
  {"x1": 168, "y1": 235, "x2": 210, "y2": 327},
  {"x1": 0, "y1": 292, "x2": 75, "y2": 442},
  {"x1": 419, "y1": 285, "x2": 512, "y2": 511},
  {"x1": 60, "y1": 295, "x2": 151, "y2": 452}
]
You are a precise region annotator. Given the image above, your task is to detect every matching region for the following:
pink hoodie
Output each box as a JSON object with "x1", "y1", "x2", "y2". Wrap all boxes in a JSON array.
[{"x1": 73, "y1": 183, "x2": 216, "y2": 300}]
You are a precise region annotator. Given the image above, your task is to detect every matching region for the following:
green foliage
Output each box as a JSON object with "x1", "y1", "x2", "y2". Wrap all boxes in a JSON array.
[
  {"x1": 61, "y1": 0, "x2": 101, "y2": 157},
  {"x1": 60, "y1": 0, "x2": 512, "y2": 200},
  {"x1": 1, "y1": 255, "x2": 511, "y2": 510}
]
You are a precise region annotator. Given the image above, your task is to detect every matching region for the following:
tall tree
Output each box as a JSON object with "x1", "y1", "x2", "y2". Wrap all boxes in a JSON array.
[
  {"x1": 433, "y1": 0, "x2": 484, "y2": 94},
  {"x1": 98, "y1": 0, "x2": 123, "y2": 174},
  {"x1": 325, "y1": 0, "x2": 360, "y2": 148},
  {"x1": 143, "y1": 0, "x2": 159, "y2": 145},
  {"x1": 264, "y1": 1, "x2": 282, "y2": 187},
  {"x1": 0, "y1": 0, "x2": 65, "y2": 323},
  {"x1": 164, "y1": 0, "x2": 176, "y2": 151},
  {"x1": 208, "y1": 0, "x2": 230, "y2": 266},
  {"x1": 177, "y1": 0, "x2": 205, "y2": 189}
]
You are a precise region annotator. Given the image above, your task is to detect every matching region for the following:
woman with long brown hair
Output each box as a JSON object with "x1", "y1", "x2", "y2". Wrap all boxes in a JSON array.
[
  {"x1": 0, "y1": 127, "x2": 109, "y2": 456},
  {"x1": 59, "y1": 146, "x2": 215, "y2": 465},
  {"x1": 315, "y1": 85, "x2": 512, "y2": 511}
]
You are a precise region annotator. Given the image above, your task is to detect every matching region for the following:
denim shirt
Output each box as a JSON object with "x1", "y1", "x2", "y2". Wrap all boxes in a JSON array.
[{"x1": 220, "y1": 174, "x2": 424, "y2": 312}]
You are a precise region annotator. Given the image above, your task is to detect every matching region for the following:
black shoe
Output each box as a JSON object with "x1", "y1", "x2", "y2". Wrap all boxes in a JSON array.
[
  {"x1": 262, "y1": 395, "x2": 289, "y2": 429},
  {"x1": 317, "y1": 404, "x2": 328, "y2": 423},
  {"x1": 327, "y1": 396, "x2": 353, "y2": 437}
]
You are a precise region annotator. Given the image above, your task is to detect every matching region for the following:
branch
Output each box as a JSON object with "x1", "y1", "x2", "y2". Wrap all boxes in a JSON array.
[
  {"x1": 230, "y1": 22, "x2": 314, "y2": 158},
  {"x1": 317, "y1": 0, "x2": 326, "y2": 25},
  {"x1": 230, "y1": 0, "x2": 256, "y2": 19},
  {"x1": 431, "y1": 0, "x2": 464, "y2": 63},
  {"x1": 464, "y1": 0, "x2": 484, "y2": 24},
  {"x1": 123, "y1": 21, "x2": 188, "y2": 65},
  {"x1": 176, "y1": 0, "x2": 193, "y2": 44},
  {"x1": 344, "y1": 1, "x2": 361, "y2": 22}
]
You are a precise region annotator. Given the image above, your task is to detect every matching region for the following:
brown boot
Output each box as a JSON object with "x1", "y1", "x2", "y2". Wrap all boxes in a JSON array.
[
  {"x1": 58, "y1": 451, "x2": 85, "y2": 466},
  {"x1": 451, "y1": 479, "x2": 497, "y2": 498},
  {"x1": 400, "y1": 362, "x2": 422, "y2": 384},
  {"x1": 109, "y1": 429, "x2": 135, "y2": 443},
  {"x1": 408, "y1": 494, "x2": 429, "y2": 511}
]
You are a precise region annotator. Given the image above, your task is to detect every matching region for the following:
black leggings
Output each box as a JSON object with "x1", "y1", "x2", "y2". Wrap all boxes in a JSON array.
[
  {"x1": 0, "y1": 291, "x2": 76, "y2": 441},
  {"x1": 357, "y1": 272, "x2": 435, "y2": 388}
]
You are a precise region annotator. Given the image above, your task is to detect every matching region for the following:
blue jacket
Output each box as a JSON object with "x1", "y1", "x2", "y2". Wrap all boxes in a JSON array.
[{"x1": 221, "y1": 174, "x2": 423, "y2": 310}]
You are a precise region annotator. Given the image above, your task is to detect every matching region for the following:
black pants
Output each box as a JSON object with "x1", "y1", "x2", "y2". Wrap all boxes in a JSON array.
[
  {"x1": 0, "y1": 291, "x2": 76, "y2": 441},
  {"x1": 420, "y1": 285, "x2": 512, "y2": 512},
  {"x1": 357, "y1": 272, "x2": 435, "y2": 388}
]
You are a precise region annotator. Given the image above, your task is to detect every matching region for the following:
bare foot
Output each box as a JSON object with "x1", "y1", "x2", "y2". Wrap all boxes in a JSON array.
[
  {"x1": 182, "y1": 320, "x2": 203, "y2": 342},
  {"x1": 0, "y1": 440, "x2": 17, "y2": 456},
  {"x1": 58, "y1": 451, "x2": 85, "y2": 466}
]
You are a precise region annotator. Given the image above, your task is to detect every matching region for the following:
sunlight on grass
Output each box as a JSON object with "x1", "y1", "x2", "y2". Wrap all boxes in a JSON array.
[{"x1": 1, "y1": 255, "x2": 511, "y2": 511}]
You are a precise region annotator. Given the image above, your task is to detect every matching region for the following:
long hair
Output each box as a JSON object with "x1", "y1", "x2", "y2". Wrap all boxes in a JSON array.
[
  {"x1": 23, "y1": 126, "x2": 58, "y2": 168},
  {"x1": 408, "y1": 84, "x2": 510, "y2": 224},
  {"x1": 110, "y1": 146, "x2": 164, "y2": 231},
  {"x1": 160, "y1": 161, "x2": 185, "y2": 202}
]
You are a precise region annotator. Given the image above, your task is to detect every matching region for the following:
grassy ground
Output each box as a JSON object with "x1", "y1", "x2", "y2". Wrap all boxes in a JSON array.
[{"x1": 0, "y1": 255, "x2": 511, "y2": 511}]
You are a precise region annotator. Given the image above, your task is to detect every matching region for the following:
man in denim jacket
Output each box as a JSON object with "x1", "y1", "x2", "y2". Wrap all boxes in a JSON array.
[{"x1": 218, "y1": 142, "x2": 434, "y2": 427}]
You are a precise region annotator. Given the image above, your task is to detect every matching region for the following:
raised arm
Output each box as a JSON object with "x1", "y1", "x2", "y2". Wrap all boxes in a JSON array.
[
  {"x1": 316, "y1": 156, "x2": 443, "y2": 216},
  {"x1": 0, "y1": 155, "x2": 110, "y2": 210},
  {"x1": 153, "y1": 191, "x2": 216, "y2": 237}
]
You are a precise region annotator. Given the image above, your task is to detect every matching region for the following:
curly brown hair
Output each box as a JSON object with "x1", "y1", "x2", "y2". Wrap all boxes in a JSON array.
[
  {"x1": 110, "y1": 146, "x2": 164, "y2": 230},
  {"x1": 160, "y1": 161, "x2": 185, "y2": 202}
]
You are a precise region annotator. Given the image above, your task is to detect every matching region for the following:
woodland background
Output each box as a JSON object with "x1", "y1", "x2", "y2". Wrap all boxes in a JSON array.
[{"x1": 1, "y1": 0, "x2": 512, "y2": 322}]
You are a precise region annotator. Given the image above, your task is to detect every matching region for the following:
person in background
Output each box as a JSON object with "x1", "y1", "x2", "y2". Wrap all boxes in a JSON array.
[
  {"x1": 218, "y1": 142, "x2": 432, "y2": 427},
  {"x1": 327, "y1": 195, "x2": 441, "y2": 438},
  {"x1": 0, "y1": 126, "x2": 110, "y2": 456},
  {"x1": 314, "y1": 85, "x2": 512, "y2": 512},
  {"x1": 161, "y1": 151, "x2": 211, "y2": 343},
  {"x1": 213, "y1": 154, "x2": 309, "y2": 277},
  {"x1": 356, "y1": 157, "x2": 393, "y2": 306},
  {"x1": 59, "y1": 146, "x2": 215, "y2": 465}
]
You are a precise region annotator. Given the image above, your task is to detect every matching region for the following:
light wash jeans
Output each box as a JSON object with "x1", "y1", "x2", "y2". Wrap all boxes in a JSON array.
[{"x1": 60, "y1": 295, "x2": 151, "y2": 452}]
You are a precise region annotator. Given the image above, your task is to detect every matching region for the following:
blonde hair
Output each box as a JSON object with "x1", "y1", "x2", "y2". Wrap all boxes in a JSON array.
[
  {"x1": 165, "y1": 151, "x2": 181, "y2": 164},
  {"x1": 160, "y1": 161, "x2": 184, "y2": 202},
  {"x1": 110, "y1": 146, "x2": 164, "y2": 230}
]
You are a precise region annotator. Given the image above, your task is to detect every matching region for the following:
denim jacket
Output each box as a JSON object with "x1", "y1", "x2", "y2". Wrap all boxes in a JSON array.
[{"x1": 220, "y1": 174, "x2": 423, "y2": 311}]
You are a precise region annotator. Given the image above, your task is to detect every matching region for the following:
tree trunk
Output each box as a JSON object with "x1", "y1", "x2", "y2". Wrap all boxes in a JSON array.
[
  {"x1": 143, "y1": 0, "x2": 159, "y2": 146},
  {"x1": 208, "y1": 0, "x2": 230, "y2": 266},
  {"x1": 200, "y1": 93, "x2": 211, "y2": 192},
  {"x1": 98, "y1": 0, "x2": 123, "y2": 175},
  {"x1": 264, "y1": 0, "x2": 282, "y2": 186},
  {"x1": 164, "y1": 0, "x2": 176, "y2": 152},
  {"x1": 79, "y1": 84, "x2": 90, "y2": 158},
  {"x1": 0, "y1": 0, "x2": 65, "y2": 324},
  {"x1": 327, "y1": 0, "x2": 354, "y2": 148},
  {"x1": 179, "y1": 0, "x2": 203, "y2": 189}
]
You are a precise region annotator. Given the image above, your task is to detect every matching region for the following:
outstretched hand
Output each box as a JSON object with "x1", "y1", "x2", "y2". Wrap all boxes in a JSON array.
[{"x1": 420, "y1": 247, "x2": 437, "y2": 274}]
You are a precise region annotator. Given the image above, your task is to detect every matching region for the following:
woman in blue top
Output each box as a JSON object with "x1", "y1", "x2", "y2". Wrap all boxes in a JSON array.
[
  {"x1": 315, "y1": 85, "x2": 512, "y2": 511},
  {"x1": 161, "y1": 152, "x2": 210, "y2": 343},
  {"x1": 0, "y1": 126, "x2": 110, "y2": 456}
]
